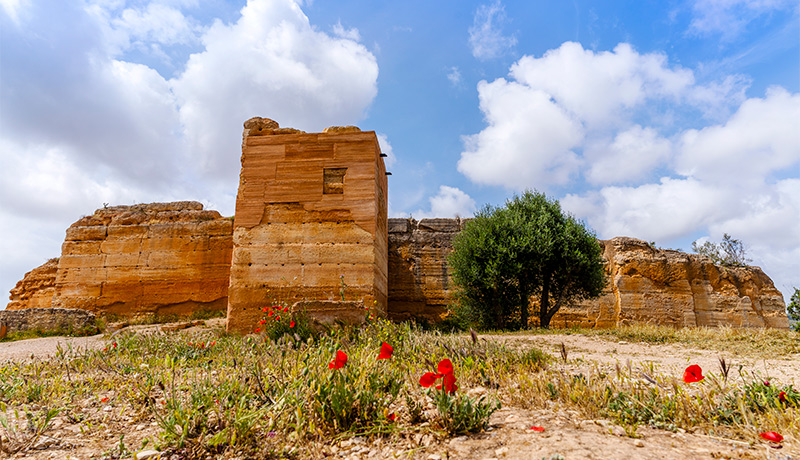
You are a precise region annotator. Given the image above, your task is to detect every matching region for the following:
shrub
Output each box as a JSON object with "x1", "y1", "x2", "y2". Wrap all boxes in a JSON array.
[{"x1": 449, "y1": 190, "x2": 606, "y2": 329}]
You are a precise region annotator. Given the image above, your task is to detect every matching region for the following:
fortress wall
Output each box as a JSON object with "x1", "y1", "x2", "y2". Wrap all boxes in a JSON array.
[{"x1": 225, "y1": 120, "x2": 388, "y2": 334}]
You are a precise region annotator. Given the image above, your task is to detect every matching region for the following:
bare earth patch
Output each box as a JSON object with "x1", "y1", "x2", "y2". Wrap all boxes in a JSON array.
[{"x1": 1, "y1": 322, "x2": 797, "y2": 460}]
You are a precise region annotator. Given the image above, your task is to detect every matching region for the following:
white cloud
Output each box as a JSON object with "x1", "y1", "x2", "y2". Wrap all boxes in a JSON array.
[
  {"x1": 458, "y1": 79, "x2": 583, "y2": 189},
  {"x1": 676, "y1": 87, "x2": 800, "y2": 185},
  {"x1": 414, "y1": 186, "x2": 476, "y2": 218},
  {"x1": 468, "y1": 0, "x2": 517, "y2": 60},
  {"x1": 0, "y1": 0, "x2": 27, "y2": 24},
  {"x1": 510, "y1": 42, "x2": 694, "y2": 128},
  {"x1": 376, "y1": 133, "x2": 397, "y2": 168},
  {"x1": 112, "y1": 3, "x2": 199, "y2": 47},
  {"x1": 689, "y1": 0, "x2": 795, "y2": 39},
  {"x1": 332, "y1": 21, "x2": 360, "y2": 41},
  {"x1": 585, "y1": 125, "x2": 672, "y2": 185},
  {"x1": 0, "y1": 0, "x2": 380, "y2": 304},
  {"x1": 172, "y1": 0, "x2": 379, "y2": 182},
  {"x1": 447, "y1": 66, "x2": 462, "y2": 86},
  {"x1": 562, "y1": 178, "x2": 732, "y2": 242}
]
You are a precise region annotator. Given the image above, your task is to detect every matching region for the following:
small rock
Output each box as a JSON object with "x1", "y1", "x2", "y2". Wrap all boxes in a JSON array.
[
  {"x1": 634, "y1": 440, "x2": 645, "y2": 447},
  {"x1": 135, "y1": 450, "x2": 162, "y2": 460},
  {"x1": 495, "y1": 446, "x2": 509, "y2": 457}
]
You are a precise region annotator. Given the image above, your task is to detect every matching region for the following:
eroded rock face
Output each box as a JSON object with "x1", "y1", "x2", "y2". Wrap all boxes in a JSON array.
[
  {"x1": 6, "y1": 258, "x2": 59, "y2": 310},
  {"x1": 387, "y1": 218, "x2": 466, "y2": 322},
  {"x1": 554, "y1": 237, "x2": 789, "y2": 329},
  {"x1": 35, "y1": 202, "x2": 234, "y2": 317}
]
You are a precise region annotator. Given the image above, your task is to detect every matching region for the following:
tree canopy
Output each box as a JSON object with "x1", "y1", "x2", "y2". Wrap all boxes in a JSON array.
[{"x1": 449, "y1": 191, "x2": 606, "y2": 330}]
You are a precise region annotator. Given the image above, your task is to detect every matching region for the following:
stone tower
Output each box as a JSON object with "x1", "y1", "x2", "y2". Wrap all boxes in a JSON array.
[{"x1": 226, "y1": 118, "x2": 388, "y2": 333}]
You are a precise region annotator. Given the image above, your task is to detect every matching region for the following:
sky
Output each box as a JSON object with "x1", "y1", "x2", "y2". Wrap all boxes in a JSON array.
[{"x1": 1, "y1": 0, "x2": 799, "y2": 306}]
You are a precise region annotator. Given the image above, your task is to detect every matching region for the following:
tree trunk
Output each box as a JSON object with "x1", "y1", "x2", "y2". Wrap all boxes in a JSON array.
[
  {"x1": 520, "y1": 284, "x2": 529, "y2": 329},
  {"x1": 539, "y1": 277, "x2": 551, "y2": 328}
]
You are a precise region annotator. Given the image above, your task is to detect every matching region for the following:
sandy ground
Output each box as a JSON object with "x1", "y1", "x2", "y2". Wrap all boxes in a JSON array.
[{"x1": 1, "y1": 323, "x2": 797, "y2": 460}]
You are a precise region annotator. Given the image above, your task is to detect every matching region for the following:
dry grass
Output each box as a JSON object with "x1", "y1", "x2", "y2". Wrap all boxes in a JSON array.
[{"x1": 1, "y1": 321, "x2": 797, "y2": 458}]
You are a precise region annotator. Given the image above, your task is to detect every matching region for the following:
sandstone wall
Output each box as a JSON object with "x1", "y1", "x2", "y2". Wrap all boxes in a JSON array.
[
  {"x1": 387, "y1": 218, "x2": 465, "y2": 321},
  {"x1": 226, "y1": 119, "x2": 388, "y2": 334},
  {"x1": 0, "y1": 308, "x2": 96, "y2": 335},
  {"x1": 384, "y1": 219, "x2": 788, "y2": 329},
  {"x1": 6, "y1": 258, "x2": 59, "y2": 310},
  {"x1": 48, "y1": 201, "x2": 233, "y2": 317},
  {"x1": 553, "y1": 237, "x2": 789, "y2": 329}
]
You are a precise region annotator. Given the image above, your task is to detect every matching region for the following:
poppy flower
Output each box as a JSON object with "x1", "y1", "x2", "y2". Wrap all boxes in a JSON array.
[
  {"x1": 262, "y1": 306, "x2": 269, "y2": 313},
  {"x1": 259, "y1": 319, "x2": 266, "y2": 325},
  {"x1": 283, "y1": 307, "x2": 289, "y2": 313},
  {"x1": 268, "y1": 311, "x2": 273, "y2": 317},
  {"x1": 760, "y1": 432, "x2": 783, "y2": 443},
  {"x1": 255, "y1": 328, "x2": 261, "y2": 333},
  {"x1": 209, "y1": 341, "x2": 216, "y2": 347},
  {"x1": 683, "y1": 364, "x2": 704, "y2": 383},
  {"x1": 387, "y1": 413, "x2": 396, "y2": 422},
  {"x1": 530, "y1": 426, "x2": 545, "y2": 432},
  {"x1": 329, "y1": 350, "x2": 348, "y2": 369},
  {"x1": 289, "y1": 321, "x2": 296, "y2": 328},
  {"x1": 420, "y1": 359, "x2": 458, "y2": 394},
  {"x1": 764, "y1": 380, "x2": 770, "y2": 387},
  {"x1": 101, "y1": 397, "x2": 109, "y2": 403},
  {"x1": 377, "y1": 342, "x2": 393, "y2": 360},
  {"x1": 778, "y1": 391, "x2": 787, "y2": 402}
]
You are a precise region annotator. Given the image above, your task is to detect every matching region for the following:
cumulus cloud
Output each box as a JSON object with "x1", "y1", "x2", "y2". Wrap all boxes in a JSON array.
[
  {"x1": 172, "y1": 0, "x2": 379, "y2": 182},
  {"x1": 585, "y1": 125, "x2": 672, "y2": 185},
  {"x1": 468, "y1": 0, "x2": 517, "y2": 60},
  {"x1": 0, "y1": 0, "x2": 379, "y2": 303},
  {"x1": 676, "y1": 87, "x2": 800, "y2": 185},
  {"x1": 414, "y1": 186, "x2": 476, "y2": 218},
  {"x1": 459, "y1": 42, "x2": 704, "y2": 190},
  {"x1": 458, "y1": 79, "x2": 583, "y2": 189}
]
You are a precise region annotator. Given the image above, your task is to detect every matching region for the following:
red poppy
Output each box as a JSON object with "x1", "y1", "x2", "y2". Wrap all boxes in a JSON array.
[
  {"x1": 420, "y1": 359, "x2": 458, "y2": 394},
  {"x1": 764, "y1": 380, "x2": 770, "y2": 387},
  {"x1": 268, "y1": 311, "x2": 273, "y2": 317},
  {"x1": 778, "y1": 391, "x2": 787, "y2": 402},
  {"x1": 760, "y1": 431, "x2": 783, "y2": 443},
  {"x1": 377, "y1": 342, "x2": 393, "y2": 360},
  {"x1": 101, "y1": 397, "x2": 109, "y2": 403},
  {"x1": 209, "y1": 341, "x2": 216, "y2": 347},
  {"x1": 283, "y1": 307, "x2": 289, "y2": 313},
  {"x1": 289, "y1": 321, "x2": 296, "y2": 328},
  {"x1": 262, "y1": 306, "x2": 269, "y2": 313},
  {"x1": 329, "y1": 350, "x2": 348, "y2": 369},
  {"x1": 387, "y1": 412, "x2": 396, "y2": 422},
  {"x1": 259, "y1": 319, "x2": 266, "y2": 325},
  {"x1": 112, "y1": 342, "x2": 117, "y2": 348},
  {"x1": 683, "y1": 364, "x2": 704, "y2": 383},
  {"x1": 255, "y1": 328, "x2": 261, "y2": 333},
  {"x1": 530, "y1": 426, "x2": 545, "y2": 432}
]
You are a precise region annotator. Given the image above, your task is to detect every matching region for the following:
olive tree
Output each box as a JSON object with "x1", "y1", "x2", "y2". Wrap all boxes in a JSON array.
[{"x1": 449, "y1": 191, "x2": 606, "y2": 330}]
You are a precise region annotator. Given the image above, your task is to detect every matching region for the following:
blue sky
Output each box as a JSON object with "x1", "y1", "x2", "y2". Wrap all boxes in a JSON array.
[{"x1": 1, "y1": 0, "x2": 799, "y2": 305}]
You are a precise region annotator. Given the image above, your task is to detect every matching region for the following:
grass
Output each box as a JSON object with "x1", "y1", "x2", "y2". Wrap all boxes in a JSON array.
[{"x1": 0, "y1": 320, "x2": 797, "y2": 458}]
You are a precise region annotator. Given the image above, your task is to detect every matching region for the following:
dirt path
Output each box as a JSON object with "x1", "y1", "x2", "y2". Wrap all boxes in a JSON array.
[
  {"x1": 1, "y1": 325, "x2": 797, "y2": 459},
  {"x1": 483, "y1": 333, "x2": 800, "y2": 385}
]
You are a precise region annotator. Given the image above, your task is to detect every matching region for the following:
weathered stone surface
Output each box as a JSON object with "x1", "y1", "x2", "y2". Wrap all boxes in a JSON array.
[
  {"x1": 387, "y1": 221, "x2": 788, "y2": 329},
  {"x1": 6, "y1": 258, "x2": 59, "y2": 310},
  {"x1": 0, "y1": 308, "x2": 96, "y2": 335},
  {"x1": 553, "y1": 237, "x2": 789, "y2": 329},
  {"x1": 387, "y1": 218, "x2": 467, "y2": 321},
  {"x1": 226, "y1": 120, "x2": 388, "y2": 334},
  {"x1": 44, "y1": 202, "x2": 233, "y2": 317}
]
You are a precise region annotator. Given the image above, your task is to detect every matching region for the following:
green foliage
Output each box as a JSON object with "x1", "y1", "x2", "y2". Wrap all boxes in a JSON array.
[
  {"x1": 449, "y1": 190, "x2": 606, "y2": 330},
  {"x1": 787, "y1": 287, "x2": 800, "y2": 325},
  {"x1": 691, "y1": 233, "x2": 751, "y2": 267},
  {"x1": 429, "y1": 389, "x2": 500, "y2": 435}
]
